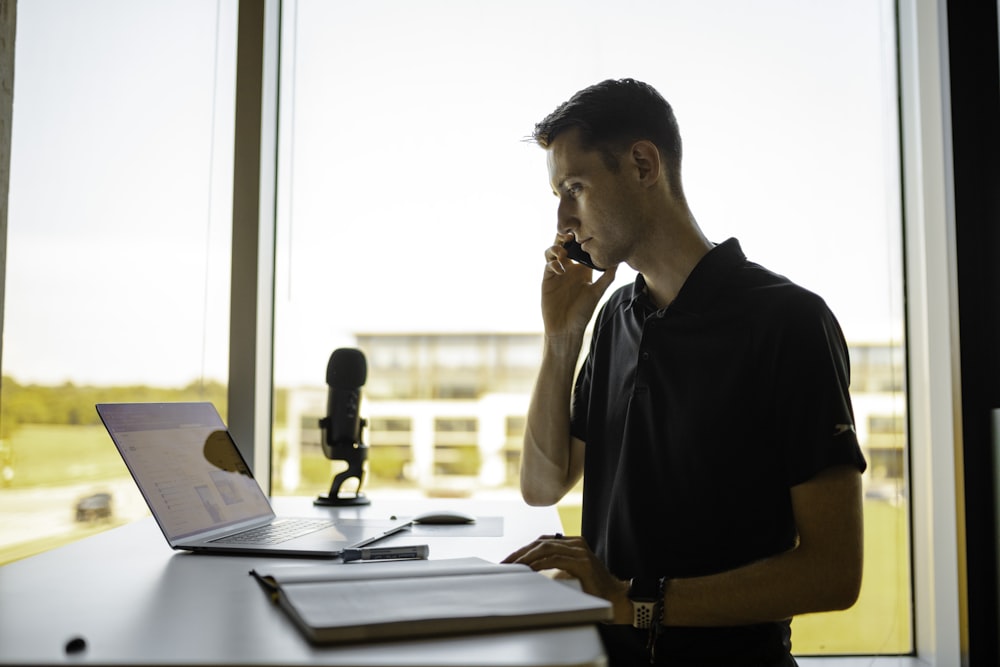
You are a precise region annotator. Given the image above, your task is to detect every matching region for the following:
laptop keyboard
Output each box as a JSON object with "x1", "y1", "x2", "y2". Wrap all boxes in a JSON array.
[{"x1": 212, "y1": 518, "x2": 334, "y2": 545}]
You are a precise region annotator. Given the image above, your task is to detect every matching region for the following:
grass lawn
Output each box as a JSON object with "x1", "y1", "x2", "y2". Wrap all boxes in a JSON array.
[{"x1": 2, "y1": 424, "x2": 129, "y2": 487}]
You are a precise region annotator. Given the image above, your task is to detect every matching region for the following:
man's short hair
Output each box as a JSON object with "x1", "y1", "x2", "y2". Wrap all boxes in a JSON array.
[{"x1": 532, "y1": 78, "x2": 683, "y2": 194}]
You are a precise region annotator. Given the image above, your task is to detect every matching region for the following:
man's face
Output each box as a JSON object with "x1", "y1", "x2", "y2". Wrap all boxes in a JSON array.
[{"x1": 546, "y1": 128, "x2": 640, "y2": 270}]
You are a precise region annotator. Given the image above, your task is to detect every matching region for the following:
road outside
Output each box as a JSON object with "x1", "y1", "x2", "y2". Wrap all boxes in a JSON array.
[{"x1": 0, "y1": 478, "x2": 149, "y2": 562}]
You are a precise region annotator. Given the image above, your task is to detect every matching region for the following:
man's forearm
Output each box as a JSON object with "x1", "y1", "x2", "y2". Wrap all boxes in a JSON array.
[
  {"x1": 661, "y1": 540, "x2": 860, "y2": 627},
  {"x1": 520, "y1": 333, "x2": 586, "y2": 506}
]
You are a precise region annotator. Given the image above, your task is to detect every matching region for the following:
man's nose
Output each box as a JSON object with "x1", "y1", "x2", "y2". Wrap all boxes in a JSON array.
[{"x1": 556, "y1": 198, "x2": 578, "y2": 235}]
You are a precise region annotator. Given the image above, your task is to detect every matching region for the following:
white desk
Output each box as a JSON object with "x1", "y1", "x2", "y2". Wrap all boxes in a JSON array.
[{"x1": 0, "y1": 497, "x2": 607, "y2": 666}]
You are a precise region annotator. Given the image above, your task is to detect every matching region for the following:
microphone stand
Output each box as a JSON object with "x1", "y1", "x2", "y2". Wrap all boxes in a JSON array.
[{"x1": 314, "y1": 416, "x2": 372, "y2": 506}]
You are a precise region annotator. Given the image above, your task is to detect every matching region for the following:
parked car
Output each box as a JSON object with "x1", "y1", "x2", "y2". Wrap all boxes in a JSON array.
[{"x1": 75, "y1": 492, "x2": 113, "y2": 522}]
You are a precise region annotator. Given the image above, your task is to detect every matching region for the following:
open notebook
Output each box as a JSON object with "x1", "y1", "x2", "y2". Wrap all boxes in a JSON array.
[{"x1": 251, "y1": 557, "x2": 613, "y2": 644}]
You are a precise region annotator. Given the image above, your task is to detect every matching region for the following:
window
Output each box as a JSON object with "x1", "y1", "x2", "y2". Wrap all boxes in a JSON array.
[
  {"x1": 1, "y1": 1, "x2": 237, "y2": 564},
  {"x1": 271, "y1": 0, "x2": 909, "y2": 655},
  {"x1": 1, "y1": 0, "x2": 937, "y2": 660}
]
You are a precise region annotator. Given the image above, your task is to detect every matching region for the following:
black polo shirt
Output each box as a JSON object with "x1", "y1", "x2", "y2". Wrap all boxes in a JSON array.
[{"x1": 570, "y1": 238, "x2": 867, "y2": 663}]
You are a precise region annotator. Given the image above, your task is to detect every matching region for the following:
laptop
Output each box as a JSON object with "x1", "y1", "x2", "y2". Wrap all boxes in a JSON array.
[{"x1": 96, "y1": 402, "x2": 407, "y2": 557}]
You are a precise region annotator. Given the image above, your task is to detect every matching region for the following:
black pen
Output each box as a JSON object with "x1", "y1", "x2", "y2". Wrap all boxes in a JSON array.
[
  {"x1": 341, "y1": 544, "x2": 430, "y2": 562},
  {"x1": 348, "y1": 521, "x2": 415, "y2": 550}
]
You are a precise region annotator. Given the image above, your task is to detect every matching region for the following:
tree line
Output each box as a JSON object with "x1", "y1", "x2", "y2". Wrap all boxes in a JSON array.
[{"x1": 0, "y1": 377, "x2": 228, "y2": 439}]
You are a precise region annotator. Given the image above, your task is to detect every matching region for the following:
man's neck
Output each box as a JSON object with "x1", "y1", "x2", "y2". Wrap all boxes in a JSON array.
[{"x1": 632, "y1": 217, "x2": 713, "y2": 310}]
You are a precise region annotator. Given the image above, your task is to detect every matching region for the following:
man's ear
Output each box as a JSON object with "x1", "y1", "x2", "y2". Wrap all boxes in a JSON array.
[{"x1": 629, "y1": 140, "x2": 662, "y2": 188}]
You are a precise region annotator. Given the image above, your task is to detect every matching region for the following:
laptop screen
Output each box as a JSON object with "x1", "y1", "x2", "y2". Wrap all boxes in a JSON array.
[{"x1": 98, "y1": 402, "x2": 275, "y2": 541}]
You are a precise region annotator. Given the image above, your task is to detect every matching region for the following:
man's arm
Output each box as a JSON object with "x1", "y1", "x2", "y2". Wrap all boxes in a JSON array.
[
  {"x1": 519, "y1": 236, "x2": 617, "y2": 506},
  {"x1": 660, "y1": 464, "x2": 864, "y2": 625},
  {"x1": 505, "y1": 464, "x2": 864, "y2": 625},
  {"x1": 520, "y1": 334, "x2": 587, "y2": 506}
]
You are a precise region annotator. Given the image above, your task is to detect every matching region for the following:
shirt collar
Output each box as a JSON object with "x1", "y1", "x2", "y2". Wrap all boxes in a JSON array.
[{"x1": 627, "y1": 238, "x2": 746, "y2": 315}]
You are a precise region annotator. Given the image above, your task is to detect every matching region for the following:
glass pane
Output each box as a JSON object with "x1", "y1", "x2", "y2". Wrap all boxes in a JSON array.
[
  {"x1": 1, "y1": 0, "x2": 237, "y2": 564},
  {"x1": 273, "y1": 0, "x2": 909, "y2": 654}
]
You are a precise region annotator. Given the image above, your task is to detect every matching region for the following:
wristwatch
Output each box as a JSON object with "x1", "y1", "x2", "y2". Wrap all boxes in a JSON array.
[{"x1": 627, "y1": 577, "x2": 660, "y2": 629}]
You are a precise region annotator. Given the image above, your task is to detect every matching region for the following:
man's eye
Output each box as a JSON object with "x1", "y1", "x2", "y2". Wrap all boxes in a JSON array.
[{"x1": 567, "y1": 184, "x2": 582, "y2": 197}]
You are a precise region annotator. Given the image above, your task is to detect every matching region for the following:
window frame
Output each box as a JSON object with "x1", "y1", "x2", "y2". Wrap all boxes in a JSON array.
[
  {"x1": 228, "y1": 0, "x2": 281, "y2": 483},
  {"x1": 225, "y1": 0, "x2": 961, "y2": 662},
  {"x1": 896, "y1": 0, "x2": 965, "y2": 661},
  {"x1": 0, "y1": 1, "x2": 11, "y2": 364}
]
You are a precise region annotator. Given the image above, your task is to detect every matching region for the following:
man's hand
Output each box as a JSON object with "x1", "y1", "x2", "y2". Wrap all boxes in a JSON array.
[
  {"x1": 518, "y1": 235, "x2": 616, "y2": 507},
  {"x1": 502, "y1": 534, "x2": 632, "y2": 625},
  {"x1": 541, "y1": 234, "x2": 618, "y2": 337}
]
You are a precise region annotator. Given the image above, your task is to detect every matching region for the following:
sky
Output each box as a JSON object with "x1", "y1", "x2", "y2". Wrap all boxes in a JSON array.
[{"x1": 3, "y1": 0, "x2": 902, "y2": 388}]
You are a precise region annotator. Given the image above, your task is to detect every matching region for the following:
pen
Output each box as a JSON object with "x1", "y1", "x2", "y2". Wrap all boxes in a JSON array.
[
  {"x1": 341, "y1": 544, "x2": 430, "y2": 562},
  {"x1": 348, "y1": 521, "x2": 414, "y2": 550}
]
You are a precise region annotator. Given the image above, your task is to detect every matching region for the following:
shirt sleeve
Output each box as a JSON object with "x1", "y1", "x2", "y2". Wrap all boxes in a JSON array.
[
  {"x1": 770, "y1": 293, "x2": 868, "y2": 486},
  {"x1": 569, "y1": 340, "x2": 594, "y2": 443}
]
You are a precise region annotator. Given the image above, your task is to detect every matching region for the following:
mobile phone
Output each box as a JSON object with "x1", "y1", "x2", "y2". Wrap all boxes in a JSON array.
[{"x1": 562, "y1": 239, "x2": 604, "y2": 271}]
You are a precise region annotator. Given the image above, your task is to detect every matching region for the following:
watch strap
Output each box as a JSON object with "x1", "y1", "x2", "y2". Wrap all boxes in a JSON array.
[
  {"x1": 628, "y1": 577, "x2": 661, "y2": 630},
  {"x1": 632, "y1": 599, "x2": 656, "y2": 629}
]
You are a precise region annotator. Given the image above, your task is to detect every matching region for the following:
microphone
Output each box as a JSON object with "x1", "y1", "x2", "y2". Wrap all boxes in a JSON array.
[
  {"x1": 321, "y1": 348, "x2": 367, "y2": 457},
  {"x1": 315, "y1": 348, "x2": 371, "y2": 506}
]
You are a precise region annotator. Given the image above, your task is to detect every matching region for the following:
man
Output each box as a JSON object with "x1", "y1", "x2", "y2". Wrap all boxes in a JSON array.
[{"x1": 502, "y1": 79, "x2": 867, "y2": 665}]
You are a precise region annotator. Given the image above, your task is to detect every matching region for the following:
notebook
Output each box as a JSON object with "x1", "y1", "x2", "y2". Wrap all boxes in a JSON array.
[
  {"x1": 250, "y1": 557, "x2": 612, "y2": 644},
  {"x1": 96, "y1": 402, "x2": 407, "y2": 557}
]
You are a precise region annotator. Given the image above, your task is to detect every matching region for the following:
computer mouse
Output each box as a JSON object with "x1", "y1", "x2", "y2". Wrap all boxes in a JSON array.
[
  {"x1": 65, "y1": 636, "x2": 87, "y2": 654},
  {"x1": 412, "y1": 509, "x2": 477, "y2": 525}
]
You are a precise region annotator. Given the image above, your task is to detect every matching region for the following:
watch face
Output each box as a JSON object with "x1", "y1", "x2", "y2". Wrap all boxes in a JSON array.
[{"x1": 628, "y1": 576, "x2": 661, "y2": 602}]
